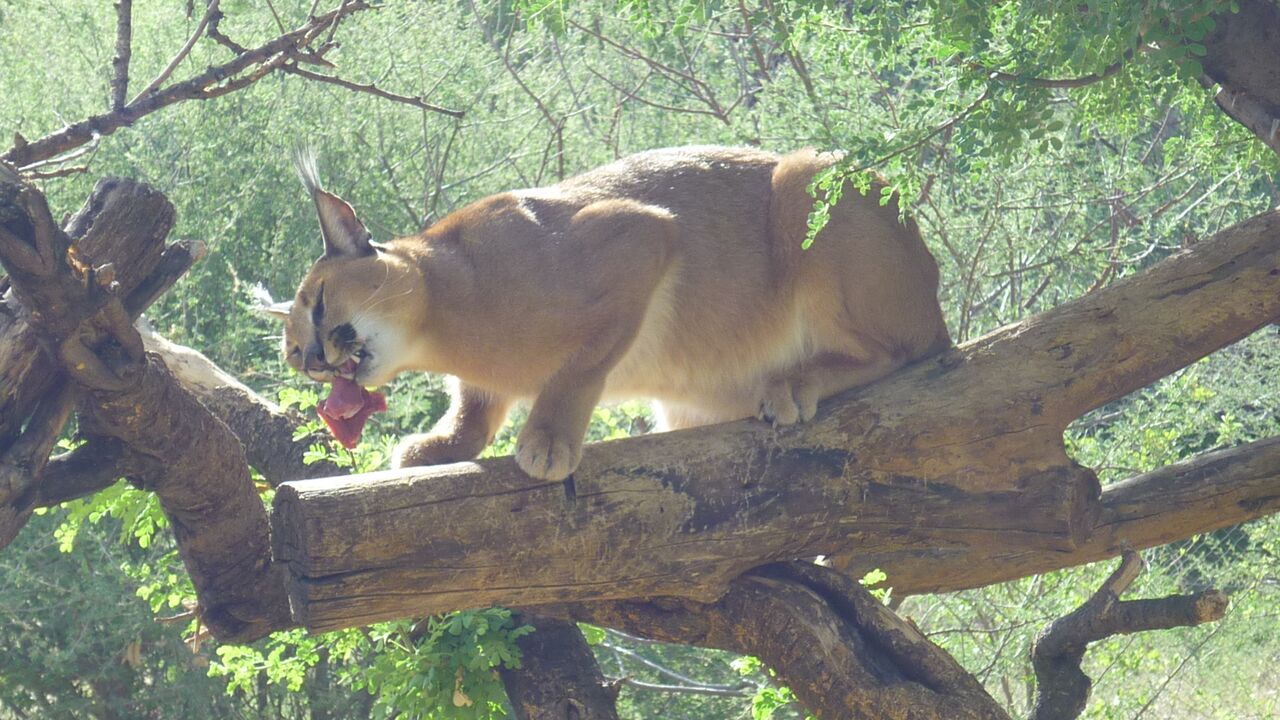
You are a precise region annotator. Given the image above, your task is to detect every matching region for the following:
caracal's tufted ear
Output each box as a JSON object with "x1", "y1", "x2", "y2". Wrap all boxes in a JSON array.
[
  {"x1": 251, "y1": 283, "x2": 294, "y2": 321},
  {"x1": 293, "y1": 147, "x2": 374, "y2": 259}
]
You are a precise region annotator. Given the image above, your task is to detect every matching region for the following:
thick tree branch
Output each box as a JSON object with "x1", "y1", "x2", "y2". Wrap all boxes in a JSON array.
[
  {"x1": 1, "y1": 177, "x2": 174, "y2": 491},
  {"x1": 35, "y1": 436, "x2": 152, "y2": 507},
  {"x1": 272, "y1": 208, "x2": 1280, "y2": 633},
  {"x1": 1029, "y1": 550, "x2": 1229, "y2": 720},
  {"x1": 558, "y1": 563, "x2": 1011, "y2": 720},
  {"x1": 838, "y1": 434, "x2": 1280, "y2": 594},
  {"x1": 136, "y1": 325, "x2": 343, "y2": 484},
  {"x1": 0, "y1": 385, "x2": 74, "y2": 548}
]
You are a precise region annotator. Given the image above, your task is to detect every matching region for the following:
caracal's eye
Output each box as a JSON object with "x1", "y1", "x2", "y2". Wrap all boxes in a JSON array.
[
  {"x1": 354, "y1": 347, "x2": 370, "y2": 360},
  {"x1": 288, "y1": 346, "x2": 301, "y2": 358}
]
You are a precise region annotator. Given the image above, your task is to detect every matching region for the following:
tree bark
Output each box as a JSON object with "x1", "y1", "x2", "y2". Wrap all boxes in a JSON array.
[
  {"x1": 0, "y1": 178, "x2": 290, "y2": 641},
  {"x1": 137, "y1": 324, "x2": 344, "y2": 484},
  {"x1": 1, "y1": 178, "x2": 174, "y2": 446},
  {"x1": 499, "y1": 615, "x2": 621, "y2": 720},
  {"x1": 1029, "y1": 551, "x2": 1228, "y2": 720},
  {"x1": 561, "y1": 563, "x2": 1012, "y2": 720},
  {"x1": 1, "y1": 178, "x2": 176, "y2": 547},
  {"x1": 837, "y1": 434, "x2": 1280, "y2": 594},
  {"x1": 272, "y1": 209, "x2": 1280, "y2": 633},
  {"x1": 1203, "y1": 0, "x2": 1280, "y2": 156}
]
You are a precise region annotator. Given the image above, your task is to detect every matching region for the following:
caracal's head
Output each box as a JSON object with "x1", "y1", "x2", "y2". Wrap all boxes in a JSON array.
[{"x1": 263, "y1": 151, "x2": 425, "y2": 390}]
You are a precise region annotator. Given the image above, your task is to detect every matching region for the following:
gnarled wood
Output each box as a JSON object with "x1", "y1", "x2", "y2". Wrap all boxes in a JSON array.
[
  {"x1": 560, "y1": 563, "x2": 1012, "y2": 720},
  {"x1": 498, "y1": 614, "x2": 621, "y2": 720},
  {"x1": 0, "y1": 177, "x2": 174, "y2": 446},
  {"x1": 0, "y1": 178, "x2": 289, "y2": 641},
  {"x1": 273, "y1": 209, "x2": 1280, "y2": 634},
  {"x1": 138, "y1": 323, "x2": 343, "y2": 484},
  {"x1": 1029, "y1": 551, "x2": 1228, "y2": 720}
]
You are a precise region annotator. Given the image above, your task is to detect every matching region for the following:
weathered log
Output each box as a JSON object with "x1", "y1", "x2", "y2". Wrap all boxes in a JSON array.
[
  {"x1": 273, "y1": 209, "x2": 1280, "y2": 634},
  {"x1": 112, "y1": 276, "x2": 1280, "y2": 602}
]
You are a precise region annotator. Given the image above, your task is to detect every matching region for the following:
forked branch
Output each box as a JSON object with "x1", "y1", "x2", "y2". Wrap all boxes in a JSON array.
[
  {"x1": 1030, "y1": 550, "x2": 1228, "y2": 720},
  {"x1": 1, "y1": 1, "x2": 460, "y2": 172}
]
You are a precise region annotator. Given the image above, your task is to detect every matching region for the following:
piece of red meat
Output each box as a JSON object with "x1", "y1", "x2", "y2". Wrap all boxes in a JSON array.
[{"x1": 316, "y1": 376, "x2": 387, "y2": 449}]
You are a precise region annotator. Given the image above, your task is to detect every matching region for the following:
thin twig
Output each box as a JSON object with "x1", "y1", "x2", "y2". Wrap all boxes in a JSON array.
[
  {"x1": 5, "y1": 1, "x2": 370, "y2": 169},
  {"x1": 608, "y1": 676, "x2": 753, "y2": 698},
  {"x1": 848, "y1": 86, "x2": 993, "y2": 177},
  {"x1": 110, "y1": 0, "x2": 134, "y2": 110},
  {"x1": 130, "y1": 0, "x2": 221, "y2": 105},
  {"x1": 283, "y1": 65, "x2": 464, "y2": 117},
  {"x1": 499, "y1": 38, "x2": 565, "y2": 180},
  {"x1": 588, "y1": 66, "x2": 728, "y2": 120},
  {"x1": 265, "y1": 0, "x2": 288, "y2": 35},
  {"x1": 967, "y1": 57, "x2": 1126, "y2": 89}
]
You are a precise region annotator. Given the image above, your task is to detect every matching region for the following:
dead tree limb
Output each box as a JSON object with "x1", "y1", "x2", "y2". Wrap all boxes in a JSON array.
[
  {"x1": 35, "y1": 436, "x2": 149, "y2": 507},
  {"x1": 204, "y1": 353, "x2": 1274, "y2": 599},
  {"x1": 838, "y1": 434, "x2": 1280, "y2": 594},
  {"x1": 1, "y1": 178, "x2": 175, "y2": 445},
  {"x1": 137, "y1": 324, "x2": 343, "y2": 484},
  {"x1": 135, "y1": 330, "x2": 617, "y2": 718},
  {"x1": 272, "y1": 209, "x2": 1280, "y2": 633},
  {"x1": 0, "y1": 178, "x2": 177, "y2": 545},
  {"x1": 1029, "y1": 550, "x2": 1229, "y2": 720},
  {"x1": 0, "y1": 178, "x2": 288, "y2": 642}
]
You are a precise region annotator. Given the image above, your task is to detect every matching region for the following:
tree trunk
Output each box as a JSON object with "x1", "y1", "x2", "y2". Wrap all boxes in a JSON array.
[
  {"x1": 499, "y1": 615, "x2": 621, "y2": 720},
  {"x1": 1, "y1": 178, "x2": 174, "y2": 444}
]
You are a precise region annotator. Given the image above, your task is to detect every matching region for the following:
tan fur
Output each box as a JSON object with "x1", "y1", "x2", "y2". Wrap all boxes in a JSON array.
[{"x1": 277, "y1": 146, "x2": 950, "y2": 480}]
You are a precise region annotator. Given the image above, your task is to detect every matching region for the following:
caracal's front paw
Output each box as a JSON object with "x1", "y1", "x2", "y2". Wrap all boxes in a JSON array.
[
  {"x1": 393, "y1": 433, "x2": 474, "y2": 469},
  {"x1": 757, "y1": 378, "x2": 802, "y2": 427},
  {"x1": 792, "y1": 378, "x2": 821, "y2": 423},
  {"x1": 515, "y1": 423, "x2": 582, "y2": 481}
]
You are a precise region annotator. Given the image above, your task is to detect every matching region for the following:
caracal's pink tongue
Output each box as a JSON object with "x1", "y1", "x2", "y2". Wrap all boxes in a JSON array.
[{"x1": 317, "y1": 375, "x2": 387, "y2": 449}]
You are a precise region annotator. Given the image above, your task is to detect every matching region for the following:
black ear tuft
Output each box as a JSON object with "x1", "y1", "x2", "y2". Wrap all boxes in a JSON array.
[{"x1": 292, "y1": 148, "x2": 374, "y2": 259}]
